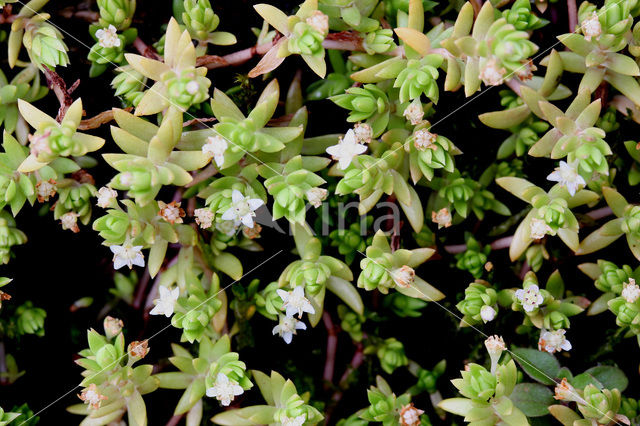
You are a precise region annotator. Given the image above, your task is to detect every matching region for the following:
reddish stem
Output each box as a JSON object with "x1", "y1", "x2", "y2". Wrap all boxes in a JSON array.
[
  {"x1": 567, "y1": 0, "x2": 578, "y2": 32},
  {"x1": 132, "y1": 269, "x2": 151, "y2": 310},
  {"x1": 165, "y1": 414, "x2": 184, "y2": 426},
  {"x1": 323, "y1": 312, "x2": 339, "y2": 387},
  {"x1": 133, "y1": 37, "x2": 161, "y2": 60}
]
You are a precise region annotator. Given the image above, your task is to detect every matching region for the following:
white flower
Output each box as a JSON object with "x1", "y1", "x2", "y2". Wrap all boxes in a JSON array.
[
  {"x1": 110, "y1": 241, "x2": 145, "y2": 270},
  {"x1": 194, "y1": 208, "x2": 214, "y2": 229},
  {"x1": 96, "y1": 186, "x2": 117, "y2": 208},
  {"x1": 305, "y1": 10, "x2": 328, "y2": 35},
  {"x1": 547, "y1": 161, "x2": 586, "y2": 196},
  {"x1": 206, "y1": 373, "x2": 244, "y2": 406},
  {"x1": 622, "y1": 278, "x2": 640, "y2": 303},
  {"x1": 392, "y1": 266, "x2": 415, "y2": 288},
  {"x1": 484, "y1": 335, "x2": 505, "y2": 356},
  {"x1": 272, "y1": 315, "x2": 307, "y2": 344},
  {"x1": 281, "y1": 414, "x2": 307, "y2": 426},
  {"x1": 203, "y1": 135, "x2": 228, "y2": 168},
  {"x1": 79, "y1": 384, "x2": 107, "y2": 409},
  {"x1": 61, "y1": 212, "x2": 80, "y2": 233},
  {"x1": 306, "y1": 187, "x2": 328, "y2": 208},
  {"x1": 554, "y1": 378, "x2": 584, "y2": 403},
  {"x1": 353, "y1": 123, "x2": 372, "y2": 144},
  {"x1": 479, "y1": 58, "x2": 506, "y2": 86},
  {"x1": 326, "y1": 129, "x2": 367, "y2": 170},
  {"x1": 150, "y1": 286, "x2": 180, "y2": 317},
  {"x1": 399, "y1": 404, "x2": 424, "y2": 426},
  {"x1": 158, "y1": 201, "x2": 185, "y2": 224},
  {"x1": 221, "y1": 189, "x2": 264, "y2": 228},
  {"x1": 36, "y1": 179, "x2": 57, "y2": 202},
  {"x1": 515, "y1": 284, "x2": 544, "y2": 312},
  {"x1": 413, "y1": 129, "x2": 437, "y2": 151},
  {"x1": 431, "y1": 207, "x2": 452, "y2": 229},
  {"x1": 480, "y1": 305, "x2": 496, "y2": 323},
  {"x1": 403, "y1": 99, "x2": 425, "y2": 125},
  {"x1": 277, "y1": 286, "x2": 315, "y2": 318},
  {"x1": 582, "y1": 12, "x2": 602, "y2": 41},
  {"x1": 96, "y1": 25, "x2": 121, "y2": 48},
  {"x1": 530, "y1": 218, "x2": 552, "y2": 240},
  {"x1": 538, "y1": 329, "x2": 572, "y2": 354}
]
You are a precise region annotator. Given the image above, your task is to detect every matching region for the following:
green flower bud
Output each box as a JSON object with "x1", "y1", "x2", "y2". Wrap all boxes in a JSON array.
[
  {"x1": 377, "y1": 338, "x2": 408, "y2": 374},
  {"x1": 454, "y1": 363, "x2": 496, "y2": 401},
  {"x1": 456, "y1": 250, "x2": 488, "y2": 279},
  {"x1": 384, "y1": 293, "x2": 427, "y2": 318},
  {"x1": 488, "y1": 22, "x2": 538, "y2": 73},
  {"x1": 93, "y1": 209, "x2": 133, "y2": 244},
  {"x1": 620, "y1": 397, "x2": 639, "y2": 420},
  {"x1": 330, "y1": 220, "x2": 370, "y2": 265},
  {"x1": 408, "y1": 129, "x2": 456, "y2": 181},
  {"x1": 0, "y1": 213, "x2": 27, "y2": 264},
  {"x1": 622, "y1": 205, "x2": 640, "y2": 236},
  {"x1": 597, "y1": 107, "x2": 620, "y2": 133},
  {"x1": 578, "y1": 384, "x2": 621, "y2": 424},
  {"x1": 55, "y1": 180, "x2": 96, "y2": 219},
  {"x1": 536, "y1": 198, "x2": 568, "y2": 231},
  {"x1": 15, "y1": 301, "x2": 46, "y2": 336},
  {"x1": 331, "y1": 84, "x2": 389, "y2": 122},
  {"x1": 543, "y1": 310, "x2": 570, "y2": 330},
  {"x1": 288, "y1": 22, "x2": 325, "y2": 56},
  {"x1": 363, "y1": 28, "x2": 396, "y2": 54},
  {"x1": 525, "y1": 244, "x2": 547, "y2": 272},
  {"x1": 163, "y1": 68, "x2": 211, "y2": 111},
  {"x1": 255, "y1": 282, "x2": 284, "y2": 319},
  {"x1": 88, "y1": 38, "x2": 125, "y2": 65},
  {"x1": 358, "y1": 255, "x2": 392, "y2": 292},
  {"x1": 306, "y1": 72, "x2": 352, "y2": 100},
  {"x1": 97, "y1": 0, "x2": 136, "y2": 30},
  {"x1": 568, "y1": 139, "x2": 611, "y2": 176},
  {"x1": 183, "y1": 0, "x2": 220, "y2": 41},
  {"x1": 338, "y1": 304, "x2": 364, "y2": 342},
  {"x1": 111, "y1": 65, "x2": 147, "y2": 106},
  {"x1": 503, "y1": 0, "x2": 546, "y2": 30},
  {"x1": 171, "y1": 280, "x2": 222, "y2": 342},
  {"x1": 456, "y1": 282, "x2": 498, "y2": 325},
  {"x1": 495, "y1": 159, "x2": 524, "y2": 178},
  {"x1": 609, "y1": 297, "x2": 640, "y2": 332},
  {"x1": 23, "y1": 22, "x2": 70, "y2": 70},
  {"x1": 394, "y1": 55, "x2": 442, "y2": 104},
  {"x1": 499, "y1": 89, "x2": 523, "y2": 109},
  {"x1": 595, "y1": 260, "x2": 633, "y2": 294}
]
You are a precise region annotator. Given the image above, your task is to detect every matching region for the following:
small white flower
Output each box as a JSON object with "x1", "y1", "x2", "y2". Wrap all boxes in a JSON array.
[
  {"x1": 305, "y1": 10, "x2": 329, "y2": 35},
  {"x1": 36, "y1": 179, "x2": 57, "y2": 203},
  {"x1": 150, "y1": 286, "x2": 180, "y2": 317},
  {"x1": 353, "y1": 123, "x2": 373, "y2": 144},
  {"x1": 206, "y1": 373, "x2": 244, "y2": 406},
  {"x1": 96, "y1": 186, "x2": 117, "y2": 208},
  {"x1": 582, "y1": 12, "x2": 602, "y2": 41},
  {"x1": 194, "y1": 208, "x2": 214, "y2": 229},
  {"x1": 392, "y1": 266, "x2": 415, "y2": 288},
  {"x1": 272, "y1": 315, "x2": 307, "y2": 344},
  {"x1": 277, "y1": 286, "x2": 315, "y2": 318},
  {"x1": 547, "y1": 161, "x2": 586, "y2": 196},
  {"x1": 480, "y1": 305, "x2": 496, "y2": 323},
  {"x1": 399, "y1": 404, "x2": 424, "y2": 426},
  {"x1": 61, "y1": 212, "x2": 80, "y2": 233},
  {"x1": 158, "y1": 201, "x2": 185, "y2": 224},
  {"x1": 110, "y1": 241, "x2": 145, "y2": 270},
  {"x1": 281, "y1": 414, "x2": 307, "y2": 426},
  {"x1": 413, "y1": 129, "x2": 437, "y2": 151},
  {"x1": 484, "y1": 335, "x2": 505, "y2": 356},
  {"x1": 431, "y1": 207, "x2": 452, "y2": 229},
  {"x1": 186, "y1": 80, "x2": 200, "y2": 95},
  {"x1": 326, "y1": 129, "x2": 368, "y2": 170},
  {"x1": 79, "y1": 384, "x2": 107, "y2": 409},
  {"x1": 96, "y1": 25, "x2": 121, "y2": 48},
  {"x1": 221, "y1": 189, "x2": 264, "y2": 229},
  {"x1": 306, "y1": 187, "x2": 328, "y2": 208},
  {"x1": 515, "y1": 284, "x2": 544, "y2": 312},
  {"x1": 538, "y1": 328, "x2": 572, "y2": 354},
  {"x1": 479, "y1": 58, "x2": 506, "y2": 86},
  {"x1": 202, "y1": 135, "x2": 228, "y2": 168},
  {"x1": 403, "y1": 99, "x2": 425, "y2": 125},
  {"x1": 530, "y1": 218, "x2": 552, "y2": 240},
  {"x1": 622, "y1": 278, "x2": 640, "y2": 303}
]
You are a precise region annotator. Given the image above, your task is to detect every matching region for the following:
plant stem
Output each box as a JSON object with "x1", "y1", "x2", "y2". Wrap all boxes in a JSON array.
[
  {"x1": 0, "y1": 341, "x2": 7, "y2": 385},
  {"x1": 586, "y1": 206, "x2": 613, "y2": 220},
  {"x1": 133, "y1": 37, "x2": 161, "y2": 60},
  {"x1": 43, "y1": 68, "x2": 76, "y2": 122},
  {"x1": 323, "y1": 311, "x2": 338, "y2": 387},
  {"x1": 444, "y1": 235, "x2": 513, "y2": 254},
  {"x1": 567, "y1": 0, "x2": 578, "y2": 32},
  {"x1": 132, "y1": 269, "x2": 151, "y2": 310},
  {"x1": 165, "y1": 414, "x2": 184, "y2": 426}
]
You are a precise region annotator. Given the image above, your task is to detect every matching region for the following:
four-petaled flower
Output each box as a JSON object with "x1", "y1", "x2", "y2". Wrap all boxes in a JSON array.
[
  {"x1": 622, "y1": 278, "x2": 640, "y2": 304},
  {"x1": 277, "y1": 286, "x2": 315, "y2": 318},
  {"x1": 110, "y1": 241, "x2": 145, "y2": 269},
  {"x1": 480, "y1": 305, "x2": 496, "y2": 322},
  {"x1": 538, "y1": 328, "x2": 572, "y2": 354},
  {"x1": 306, "y1": 188, "x2": 327, "y2": 208},
  {"x1": 581, "y1": 12, "x2": 602, "y2": 41},
  {"x1": 515, "y1": 284, "x2": 544, "y2": 312},
  {"x1": 79, "y1": 384, "x2": 107, "y2": 409},
  {"x1": 272, "y1": 314, "x2": 307, "y2": 344},
  {"x1": 392, "y1": 265, "x2": 415, "y2": 288},
  {"x1": 400, "y1": 403, "x2": 424, "y2": 426},
  {"x1": 206, "y1": 372, "x2": 244, "y2": 406},
  {"x1": 326, "y1": 129, "x2": 367, "y2": 170},
  {"x1": 150, "y1": 286, "x2": 180, "y2": 317},
  {"x1": 203, "y1": 135, "x2": 228, "y2": 168},
  {"x1": 158, "y1": 201, "x2": 185, "y2": 224},
  {"x1": 96, "y1": 186, "x2": 117, "y2": 208},
  {"x1": 221, "y1": 189, "x2": 264, "y2": 229},
  {"x1": 530, "y1": 218, "x2": 552, "y2": 240},
  {"x1": 36, "y1": 179, "x2": 57, "y2": 202},
  {"x1": 353, "y1": 123, "x2": 372, "y2": 144},
  {"x1": 431, "y1": 207, "x2": 452, "y2": 229},
  {"x1": 546, "y1": 161, "x2": 586, "y2": 196},
  {"x1": 96, "y1": 25, "x2": 121, "y2": 48}
]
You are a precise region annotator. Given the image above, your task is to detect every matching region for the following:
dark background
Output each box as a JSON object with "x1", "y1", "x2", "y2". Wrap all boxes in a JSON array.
[{"x1": 1, "y1": 0, "x2": 638, "y2": 424}]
